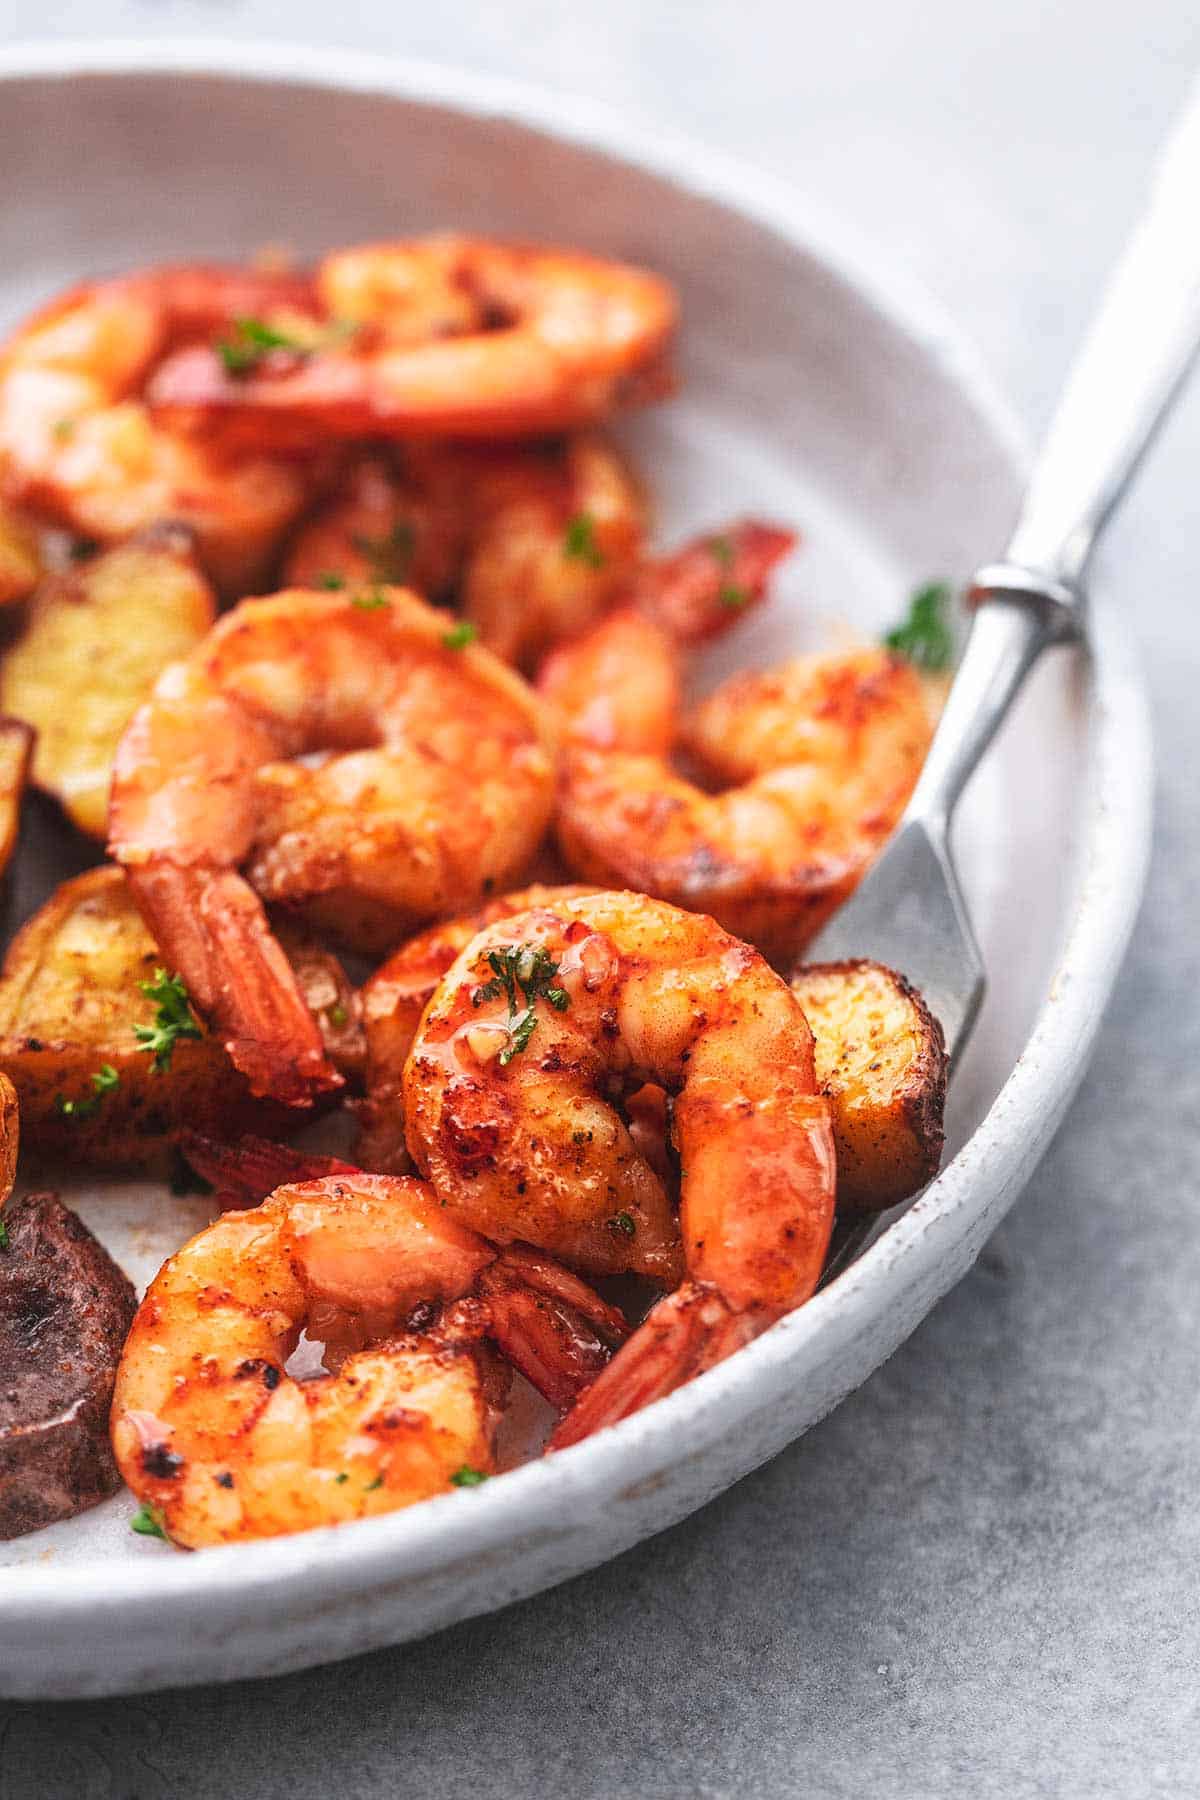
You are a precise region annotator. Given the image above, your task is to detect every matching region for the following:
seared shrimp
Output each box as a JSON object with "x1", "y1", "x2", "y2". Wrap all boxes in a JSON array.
[
  {"x1": 551, "y1": 642, "x2": 932, "y2": 964},
  {"x1": 283, "y1": 448, "x2": 469, "y2": 603},
  {"x1": 0, "y1": 265, "x2": 320, "y2": 593},
  {"x1": 405, "y1": 892, "x2": 836, "y2": 1360},
  {"x1": 357, "y1": 883, "x2": 594, "y2": 1171},
  {"x1": 112, "y1": 1170, "x2": 628, "y2": 1546},
  {"x1": 108, "y1": 587, "x2": 556, "y2": 1105},
  {"x1": 149, "y1": 237, "x2": 678, "y2": 444}
]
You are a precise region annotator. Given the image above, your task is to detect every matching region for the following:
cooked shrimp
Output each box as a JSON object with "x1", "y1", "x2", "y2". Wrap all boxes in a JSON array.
[
  {"x1": 149, "y1": 237, "x2": 678, "y2": 444},
  {"x1": 357, "y1": 883, "x2": 594, "y2": 1171},
  {"x1": 405, "y1": 892, "x2": 835, "y2": 1358},
  {"x1": 283, "y1": 448, "x2": 469, "y2": 603},
  {"x1": 551, "y1": 645, "x2": 932, "y2": 964},
  {"x1": 537, "y1": 518, "x2": 795, "y2": 752},
  {"x1": 111, "y1": 1169, "x2": 629, "y2": 1546},
  {"x1": 108, "y1": 587, "x2": 556, "y2": 1106},
  {"x1": 0, "y1": 265, "x2": 321, "y2": 594}
]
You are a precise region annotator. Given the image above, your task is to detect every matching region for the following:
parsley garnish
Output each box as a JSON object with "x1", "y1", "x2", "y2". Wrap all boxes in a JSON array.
[
  {"x1": 0, "y1": 1219, "x2": 8, "y2": 1251},
  {"x1": 718, "y1": 583, "x2": 748, "y2": 610},
  {"x1": 606, "y1": 1211, "x2": 636, "y2": 1238},
  {"x1": 708, "y1": 534, "x2": 734, "y2": 567},
  {"x1": 52, "y1": 417, "x2": 76, "y2": 442},
  {"x1": 55, "y1": 1063, "x2": 119, "y2": 1121},
  {"x1": 217, "y1": 316, "x2": 306, "y2": 377},
  {"x1": 471, "y1": 943, "x2": 570, "y2": 1066},
  {"x1": 334, "y1": 1472, "x2": 349, "y2": 1485},
  {"x1": 351, "y1": 588, "x2": 391, "y2": 612},
  {"x1": 883, "y1": 580, "x2": 955, "y2": 672},
  {"x1": 451, "y1": 1466, "x2": 489, "y2": 1488},
  {"x1": 364, "y1": 1474, "x2": 384, "y2": 1492},
  {"x1": 442, "y1": 621, "x2": 477, "y2": 650},
  {"x1": 563, "y1": 512, "x2": 604, "y2": 570},
  {"x1": 325, "y1": 1002, "x2": 349, "y2": 1029},
  {"x1": 317, "y1": 571, "x2": 346, "y2": 590},
  {"x1": 354, "y1": 521, "x2": 415, "y2": 585},
  {"x1": 130, "y1": 1503, "x2": 168, "y2": 1541},
  {"x1": 134, "y1": 970, "x2": 201, "y2": 1072}
]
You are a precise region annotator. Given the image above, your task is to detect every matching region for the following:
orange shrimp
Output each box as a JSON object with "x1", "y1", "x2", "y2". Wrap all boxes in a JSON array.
[
  {"x1": 111, "y1": 1167, "x2": 628, "y2": 1546},
  {"x1": 0, "y1": 264, "x2": 321, "y2": 593},
  {"x1": 148, "y1": 237, "x2": 678, "y2": 445},
  {"x1": 108, "y1": 587, "x2": 556, "y2": 1106}
]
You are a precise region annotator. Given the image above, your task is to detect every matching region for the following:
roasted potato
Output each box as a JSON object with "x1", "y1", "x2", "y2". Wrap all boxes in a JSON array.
[
  {"x1": 0, "y1": 525, "x2": 216, "y2": 839},
  {"x1": 0, "y1": 716, "x2": 33, "y2": 881},
  {"x1": 0, "y1": 1068, "x2": 18, "y2": 1206},
  {"x1": 790, "y1": 958, "x2": 947, "y2": 1212},
  {"x1": 0, "y1": 866, "x2": 355, "y2": 1168},
  {"x1": 0, "y1": 504, "x2": 40, "y2": 607}
]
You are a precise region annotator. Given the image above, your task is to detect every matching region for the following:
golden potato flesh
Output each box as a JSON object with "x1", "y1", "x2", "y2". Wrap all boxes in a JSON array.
[
  {"x1": 0, "y1": 526, "x2": 216, "y2": 839},
  {"x1": 0, "y1": 717, "x2": 33, "y2": 881},
  {"x1": 0, "y1": 867, "x2": 360, "y2": 1169},
  {"x1": 790, "y1": 958, "x2": 947, "y2": 1212},
  {"x1": 0, "y1": 1070, "x2": 18, "y2": 1207},
  {"x1": 0, "y1": 506, "x2": 40, "y2": 607}
]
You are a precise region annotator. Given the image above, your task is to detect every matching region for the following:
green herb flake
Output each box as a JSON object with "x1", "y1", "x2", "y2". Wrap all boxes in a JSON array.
[
  {"x1": 883, "y1": 580, "x2": 955, "y2": 672},
  {"x1": 325, "y1": 1002, "x2": 349, "y2": 1029},
  {"x1": 334, "y1": 1472, "x2": 350, "y2": 1486},
  {"x1": 353, "y1": 520, "x2": 415, "y2": 585},
  {"x1": 52, "y1": 417, "x2": 77, "y2": 442},
  {"x1": 563, "y1": 512, "x2": 604, "y2": 570},
  {"x1": 55, "y1": 1063, "x2": 120, "y2": 1121},
  {"x1": 351, "y1": 588, "x2": 391, "y2": 612},
  {"x1": 317, "y1": 570, "x2": 346, "y2": 590},
  {"x1": 607, "y1": 1211, "x2": 637, "y2": 1238},
  {"x1": 134, "y1": 969, "x2": 202, "y2": 1072},
  {"x1": 450, "y1": 1466, "x2": 489, "y2": 1488},
  {"x1": 471, "y1": 942, "x2": 571, "y2": 1065},
  {"x1": 718, "y1": 583, "x2": 749, "y2": 610},
  {"x1": 442, "y1": 620, "x2": 477, "y2": 651},
  {"x1": 130, "y1": 1503, "x2": 168, "y2": 1541},
  {"x1": 708, "y1": 534, "x2": 734, "y2": 568},
  {"x1": 364, "y1": 1474, "x2": 384, "y2": 1492},
  {"x1": 0, "y1": 1219, "x2": 8, "y2": 1251},
  {"x1": 217, "y1": 315, "x2": 306, "y2": 377}
]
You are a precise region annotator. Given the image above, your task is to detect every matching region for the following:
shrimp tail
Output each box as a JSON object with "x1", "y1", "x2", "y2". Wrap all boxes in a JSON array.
[
  {"x1": 479, "y1": 1246, "x2": 630, "y2": 1411},
  {"x1": 177, "y1": 1130, "x2": 359, "y2": 1208},
  {"x1": 127, "y1": 862, "x2": 343, "y2": 1106},
  {"x1": 547, "y1": 1281, "x2": 766, "y2": 1449}
]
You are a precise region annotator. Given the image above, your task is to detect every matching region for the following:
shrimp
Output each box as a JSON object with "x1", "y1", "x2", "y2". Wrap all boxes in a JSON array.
[
  {"x1": 148, "y1": 237, "x2": 678, "y2": 445},
  {"x1": 0, "y1": 265, "x2": 322, "y2": 594},
  {"x1": 356, "y1": 883, "x2": 595, "y2": 1171},
  {"x1": 550, "y1": 640, "x2": 933, "y2": 965},
  {"x1": 283, "y1": 448, "x2": 469, "y2": 604},
  {"x1": 404, "y1": 893, "x2": 836, "y2": 1365},
  {"x1": 108, "y1": 587, "x2": 556, "y2": 1106},
  {"x1": 112, "y1": 1170, "x2": 629, "y2": 1546}
]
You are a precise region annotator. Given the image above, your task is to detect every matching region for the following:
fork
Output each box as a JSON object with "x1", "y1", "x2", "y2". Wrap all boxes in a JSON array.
[{"x1": 807, "y1": 83, "x2": 1200, "y2": 1273}]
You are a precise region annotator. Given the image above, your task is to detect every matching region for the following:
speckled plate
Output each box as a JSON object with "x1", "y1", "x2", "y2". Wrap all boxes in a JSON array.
[{"x1": 0, "y1": 41, "x2": 1152, "y2": 1699}]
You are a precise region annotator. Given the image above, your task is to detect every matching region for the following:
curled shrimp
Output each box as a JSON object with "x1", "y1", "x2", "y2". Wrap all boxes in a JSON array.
[
  {"x1": 405, "y1": 893, "x2": 836, "y2": 1360},
  {"x1": 149, "y1": 237, "x2": 678, "y2": 445},
  {"x1": 111, "y1": 1168, "x2": 628, "y2": 1546},
  {"x1": 548, "y1": 624, "x2": 932, "y2": 962},
  {"x1": 0, "y1": 265, "x2": 321, "y2": 594},
  {"x1": 108, "y1": 586, "x2": 556, "y2": 1106},
  {"x1": 283, "y1": 448, "x2": 469, "y2": 604}
]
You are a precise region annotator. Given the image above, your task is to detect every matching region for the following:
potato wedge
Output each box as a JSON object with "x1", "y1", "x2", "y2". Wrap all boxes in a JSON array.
[
  {"x1": 0, "y1": 1068, "x2": 18, "y2": 1207},
  {"x1": 0, "y1": 867, "x2": 354, "y2": 1168},
  {"x1": 0, "y1": 716, "x2": 33, "y2": 881},
  {"x1": 0, "y1": 525, "x2": 216, "y2": 839},
  {"x1": 790, "y1": 958, "x2": 947, "y2": 1212},
  {"x1": 0, "y1": 504, "x2": 41, "y2": 607}
]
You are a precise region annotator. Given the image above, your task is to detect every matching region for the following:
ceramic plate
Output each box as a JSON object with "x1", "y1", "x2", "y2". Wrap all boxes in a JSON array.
[{"x1": 0, "y1": 41, "x2": 1152, "y2": 1699}]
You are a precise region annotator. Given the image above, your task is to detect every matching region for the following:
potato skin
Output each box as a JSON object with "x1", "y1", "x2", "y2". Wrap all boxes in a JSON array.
[
  {"x1": 0, "y1": 865, "x2": 290, "y2": 1168},
  {"x1": 790, "y1": 958, "x2": 947, "y2": 1212},
  {"x1": 0, "y1": 525, "x2": 216, "y2": 839},
  {"x1": 0, "y1": 716, "x2": 33, "y2": 882}
]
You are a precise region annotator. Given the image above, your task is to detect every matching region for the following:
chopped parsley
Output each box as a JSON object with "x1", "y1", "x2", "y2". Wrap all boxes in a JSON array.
[
  {"x1": 217, "y1": 315, "x2": 307, "y2": 377},
  {"x1": 441, "y1": 620, "x2": 477, "y2": 650},
  {"x1": 450, "y1": 1466, "x2": 489, "y2": 1488},
  {"x1": 325, "y1": 1002, "x2": 349, "y2": 1029},
  {"x1": 708, "y1": 534, "x2": 734, "y2": 568},
  {"x1": 317, "y1": 570, "x2": 346, "y2": 590},
  {"x1": 606, "y1": 1211, "x2": 637, "y2": 1238},
  {"x1": 334, "y1": 1472, "x2": 349, "y2": 1485},
  {"x1": 130, "y1": 1503, "x2": 168, "y2": 1541},
  {"x1": 354, "y1": 520, "x2": 415, "y2": 585},
  {"x1": 351, "y1": 587, "x2": 391, "y2": 612},
  {"x1": 52, "y1": 417, "x2": 76, "y2": 442},
  {"x1": 883, "y1": 580, "x2": 955, "y2": 672},
  {"x1": 563, "y1": 512, "x2": 604, "y2": 570},
  {"x1": 718, "y1": 583, "x2": 749, "y2": 610},
  {"x1": 364, "y1": 1474, "x2": 384, "y2": 1492},
  {"x1": 0, "y1": 1218, "x2": 8, "y2": 1251},
  {"x1": 134, "y1": 970, "x2": 201, "y2": 1072},
  {"x1": 55, "y1": 1063, "x2": 119, "y2": 1121},
  {"x1": 471, "y1": 943, "x2": 570, "y2": 1066}
]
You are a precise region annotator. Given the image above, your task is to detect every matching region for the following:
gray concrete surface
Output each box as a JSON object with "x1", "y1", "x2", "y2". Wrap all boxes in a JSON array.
[{"x1": 1, "y1": 3, "x2": 1198, "y2": 1795}]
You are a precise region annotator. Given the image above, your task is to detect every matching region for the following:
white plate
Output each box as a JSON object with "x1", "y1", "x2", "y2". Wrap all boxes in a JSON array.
[{"x1": 0, "y1": 41, "x2": 1152, "y2": 1699}]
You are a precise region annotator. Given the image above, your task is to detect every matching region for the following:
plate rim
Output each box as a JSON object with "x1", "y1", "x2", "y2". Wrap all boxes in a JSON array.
[{"x1": 0, "y1": 36, "x2": 1153, "y2": 1659}]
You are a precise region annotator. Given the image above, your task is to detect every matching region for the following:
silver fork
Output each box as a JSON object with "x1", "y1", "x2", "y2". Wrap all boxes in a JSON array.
[{"x1": 808, "y1": 82, "x2": 1200, "y2": 1273}]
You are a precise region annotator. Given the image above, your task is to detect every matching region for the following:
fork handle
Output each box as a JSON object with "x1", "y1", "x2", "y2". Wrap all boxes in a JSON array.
[{"x1": 907, "y1": 78, "x2": 1200, "y2": 831}]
